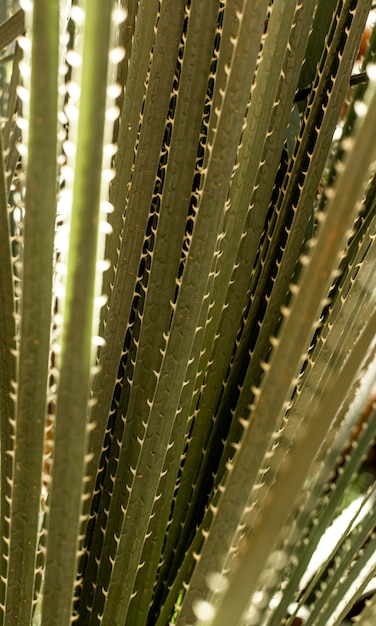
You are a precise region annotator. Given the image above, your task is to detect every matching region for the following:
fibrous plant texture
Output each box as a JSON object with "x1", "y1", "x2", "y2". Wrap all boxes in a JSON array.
[{"x1": 1, "y1": 1, "x2": 376, "y2": 625}]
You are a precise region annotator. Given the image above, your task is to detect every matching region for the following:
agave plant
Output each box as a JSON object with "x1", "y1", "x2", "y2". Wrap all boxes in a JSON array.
[{"x1": 1, "y1": 0, "x2": 376, "y2": 625}]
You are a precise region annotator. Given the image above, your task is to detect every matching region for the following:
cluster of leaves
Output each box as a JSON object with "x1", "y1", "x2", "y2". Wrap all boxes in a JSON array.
[{"x1": 0, "y1": 1, "x2": 376, "y2": 625}]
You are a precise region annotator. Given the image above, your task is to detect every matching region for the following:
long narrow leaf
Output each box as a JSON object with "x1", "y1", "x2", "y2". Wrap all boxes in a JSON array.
[
  {"x1": 40, "y1": 3, "x2": 112, "y2": 624},
  {"x1": 4, "y1": 3, "x2": 59, "y2": 623}
]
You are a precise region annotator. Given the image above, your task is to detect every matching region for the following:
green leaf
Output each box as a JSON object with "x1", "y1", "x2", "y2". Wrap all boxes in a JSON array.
[
  {"x1": 4, "y1": 2, "x2": 59, "y2": 622},
  {"x1": 40, "y1": 2, "x2": 113, "y2": 624}
]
